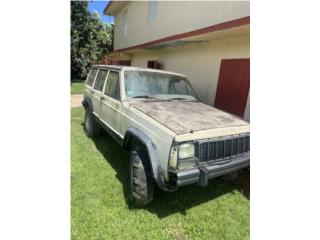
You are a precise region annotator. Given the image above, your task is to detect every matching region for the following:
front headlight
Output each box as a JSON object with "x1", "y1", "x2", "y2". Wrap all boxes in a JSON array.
[{"x1": 178, "y1": 143, "x2": 195, "y2": 159}]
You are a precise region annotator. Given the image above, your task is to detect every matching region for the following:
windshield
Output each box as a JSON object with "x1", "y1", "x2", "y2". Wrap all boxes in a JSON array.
[{"x1": 124, "y1": 70, "x2": 199, "y2": 100}]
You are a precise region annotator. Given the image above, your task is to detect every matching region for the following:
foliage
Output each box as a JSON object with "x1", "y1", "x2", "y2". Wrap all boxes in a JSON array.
[
  {"x1": 71, "y1": 107, "x2": 250, "y2": 240},
  {"x1": 71, "y1": 1, "x2": 113, "y2": 80}
]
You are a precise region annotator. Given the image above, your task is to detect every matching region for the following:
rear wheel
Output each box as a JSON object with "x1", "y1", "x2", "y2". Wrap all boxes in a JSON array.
[
  {"x1": 130, "y1": 149, "x2": 154, "y2": 206},
  {"x1": 84, "y1": 110, "x2": 101, "y2": 138}
]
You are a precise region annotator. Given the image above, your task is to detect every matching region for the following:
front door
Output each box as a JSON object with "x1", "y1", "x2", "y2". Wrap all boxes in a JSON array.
[{"x1": 214, "y1": 59, "x2": 250, "y2": 118}]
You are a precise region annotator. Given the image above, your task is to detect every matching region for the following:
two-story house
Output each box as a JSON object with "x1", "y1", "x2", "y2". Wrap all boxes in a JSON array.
[{"x1": 102, "y1": 1, "x2": 250, "y2": 121}]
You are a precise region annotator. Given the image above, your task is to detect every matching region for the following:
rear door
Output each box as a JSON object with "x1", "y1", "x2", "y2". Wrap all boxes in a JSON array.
[
  {"x1": 214, "y1": 59, "x2": 250, "y2": 118},
  {"x1": 100, "y1": 70, "x2": 121, "y2": 136},
  {"x1": 91, "y1": 68, "x2": 108, "y2": 117}
]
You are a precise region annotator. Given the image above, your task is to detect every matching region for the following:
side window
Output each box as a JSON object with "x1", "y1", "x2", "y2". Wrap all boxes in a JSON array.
[
  {"x1": 104, "y1": 71, "x2": 120, "y2": 100},
  {"x1": 86, "y1": 68, "x2": 98, "y2": 87},
  {"x1": 93, "y1": 69, "x2": 108, "y2": 92}
]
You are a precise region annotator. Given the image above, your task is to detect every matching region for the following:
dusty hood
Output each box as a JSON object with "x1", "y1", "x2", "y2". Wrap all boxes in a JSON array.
[{"x1": 130, "y1": 100, "x2": 249, "y2": 135}]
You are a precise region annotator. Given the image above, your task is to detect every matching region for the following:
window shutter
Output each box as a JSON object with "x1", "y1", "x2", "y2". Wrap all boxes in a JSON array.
[
  {"x1": 148, "y1": 0, "x2": 158, "y2": 21},
  {"x1": 122, "y1": 9, "x2": 128, "y2": 36}
]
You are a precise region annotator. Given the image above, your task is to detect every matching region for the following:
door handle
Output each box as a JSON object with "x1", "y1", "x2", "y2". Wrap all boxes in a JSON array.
[{"x1": 100, "y1": 96, "x2": 105, "y2": 101}]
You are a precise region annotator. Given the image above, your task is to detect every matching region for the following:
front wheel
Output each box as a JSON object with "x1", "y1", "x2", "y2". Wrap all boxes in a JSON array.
[{"x1": 130, "y1": 149, "x2": 154, "y2": 206}]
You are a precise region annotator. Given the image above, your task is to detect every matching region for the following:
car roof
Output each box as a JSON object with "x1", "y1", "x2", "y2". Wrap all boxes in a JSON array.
[{"x1": 91, "y1": 65, "x2": 187, "y2": 77}]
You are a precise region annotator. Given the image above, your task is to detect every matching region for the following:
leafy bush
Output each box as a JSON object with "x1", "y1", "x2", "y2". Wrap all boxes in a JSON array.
[{"x1": 71, "y1": 1, "x2": 113, "y2": 80}]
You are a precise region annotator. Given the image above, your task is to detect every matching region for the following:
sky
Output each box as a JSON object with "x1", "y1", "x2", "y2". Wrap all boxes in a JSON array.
[{"x1": 88, "y1": 1, "x2": 114, "y2": 24}]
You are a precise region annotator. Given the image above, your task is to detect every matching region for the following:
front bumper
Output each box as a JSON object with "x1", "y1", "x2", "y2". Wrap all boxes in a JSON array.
[{"x1": 169, "y1": 153, "x2": 250, "y2": 187}]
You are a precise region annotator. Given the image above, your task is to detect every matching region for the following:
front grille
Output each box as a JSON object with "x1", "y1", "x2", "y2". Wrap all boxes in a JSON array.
[{"x1": 195, "y1": 134, "x2": 250, "y2": 162}]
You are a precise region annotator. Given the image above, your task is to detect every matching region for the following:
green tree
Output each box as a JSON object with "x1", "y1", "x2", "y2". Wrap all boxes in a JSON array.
[{"x1": 71, "y1": 1, "x2": 113, "y2": 80}]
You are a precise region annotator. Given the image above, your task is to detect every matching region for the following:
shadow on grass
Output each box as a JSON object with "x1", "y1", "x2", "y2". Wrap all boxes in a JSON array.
[
  {"x1": 90, "y1": 130, "x2": 250, "y2": 218},
  {"x1": 223, "y1": 168, "x2": 250, "y2": 200}
]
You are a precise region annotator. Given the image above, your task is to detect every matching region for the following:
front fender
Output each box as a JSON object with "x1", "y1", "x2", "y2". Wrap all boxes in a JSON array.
[{"x1": 123, "y1": 127, "x2": 175, "y2": 191}]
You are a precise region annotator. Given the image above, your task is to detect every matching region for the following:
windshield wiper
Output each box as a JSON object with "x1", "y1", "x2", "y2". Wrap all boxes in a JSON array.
[
  {"x1": 168, "y1": 97, "x2": 199, "y2": 101},
  {"x1": 132, "y1": 95, "x2": 155, "y2": 99},
  {"x1": 169, "y1": 97, "x2": 188, "y2": 100}
]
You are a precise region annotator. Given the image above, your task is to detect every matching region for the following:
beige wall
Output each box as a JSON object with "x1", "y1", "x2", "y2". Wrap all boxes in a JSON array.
[
  {"x1": 114, "y1": 1, "x2": 250, "y2": 50},
  {"x1": 130, "y1": 34, "x2": 250, "y2": 121}
]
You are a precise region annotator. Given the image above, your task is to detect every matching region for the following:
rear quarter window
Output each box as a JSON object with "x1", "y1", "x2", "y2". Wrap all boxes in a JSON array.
[
  {"x1": 93, "y1": 69, "x2": 108, "y2": 92},
  {"x1": 86, "y1": 68, "x2": 98, "y2": 87}
]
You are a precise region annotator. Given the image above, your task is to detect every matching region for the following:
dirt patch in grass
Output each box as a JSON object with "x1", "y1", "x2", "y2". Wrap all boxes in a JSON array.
[{"x1": 71, "y1": 94, "x2": 83, "y2": 108}]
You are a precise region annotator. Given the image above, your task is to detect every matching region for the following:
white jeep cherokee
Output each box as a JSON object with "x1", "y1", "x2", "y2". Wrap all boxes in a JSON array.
[{"x1": 82, "y1": 65, "x2": 250, "y2": 206}]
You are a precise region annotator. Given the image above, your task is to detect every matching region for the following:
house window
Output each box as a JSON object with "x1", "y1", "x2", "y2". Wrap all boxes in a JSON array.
[
  {"x1": 148, "y1": 60, "x2": 161, "y2": 69},
  {"x1": 122, "y1": 9, "x2": 128, "y2": 36},
  {"x1": 148, "y1": 0, "x2": 158, "y2": 21}
]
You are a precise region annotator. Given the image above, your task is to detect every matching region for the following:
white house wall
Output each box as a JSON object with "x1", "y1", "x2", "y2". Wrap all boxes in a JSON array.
[{"x1": 114, "y1": 1, "x2": 250, "y2": 50}]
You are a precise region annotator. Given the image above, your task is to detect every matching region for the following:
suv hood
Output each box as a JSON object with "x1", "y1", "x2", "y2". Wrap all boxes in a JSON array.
[{"x1": 130, "y1": 101, "x2": 249, "y2": 135}]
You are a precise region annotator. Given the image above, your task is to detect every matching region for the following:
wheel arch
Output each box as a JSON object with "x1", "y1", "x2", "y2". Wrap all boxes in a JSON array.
[
  {"x1": 82, "y1": 97, "x2": 93, "y2": 112},
  {"x1": 123, "y1": 127, "x2": 169, "y2": 191}
]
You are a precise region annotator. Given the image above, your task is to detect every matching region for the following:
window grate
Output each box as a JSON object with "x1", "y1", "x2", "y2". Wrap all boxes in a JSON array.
[
  {"x1": 148, "y1": 0, "x2": 158, "y2": 21},
  {"x1": 122, "y1": 9, "x2": 128, "y2": 36}
]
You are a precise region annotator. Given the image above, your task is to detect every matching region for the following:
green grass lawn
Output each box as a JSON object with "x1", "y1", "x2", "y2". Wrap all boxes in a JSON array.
[
  {"x1": 71, "y1": 81, "x2": 85, "y2": 95},
  {"x1": 71, "y1": 107, "x2": 250, "y2": 240}
]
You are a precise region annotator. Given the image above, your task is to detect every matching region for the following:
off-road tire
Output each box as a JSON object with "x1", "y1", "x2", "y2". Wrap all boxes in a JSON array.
[
  {"x1": 130, "y1": 149, "x2": 154, "y2": 206},
  {"x1": 84, "y1": 110, "x2": 102, "y2": 138}
]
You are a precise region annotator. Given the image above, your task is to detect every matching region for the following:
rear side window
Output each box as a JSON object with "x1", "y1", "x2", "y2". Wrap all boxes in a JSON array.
[
  {"x1": 86, "y1": 68, "x2": 98, "y2": 87},
  {"x1": 93, "y1": 69, "x2": 108, "y2": 92},
  {"x1": 104, "y1": 71, "x2": 120, "y2": 100}
]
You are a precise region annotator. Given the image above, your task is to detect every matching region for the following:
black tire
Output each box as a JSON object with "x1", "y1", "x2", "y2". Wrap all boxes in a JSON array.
[
  {"x1": 84, "y1": 110, "x2": 102, "y2": 138},
  {"x1": 130, "y1": 149, "x2": 154, "y2": 206}
]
